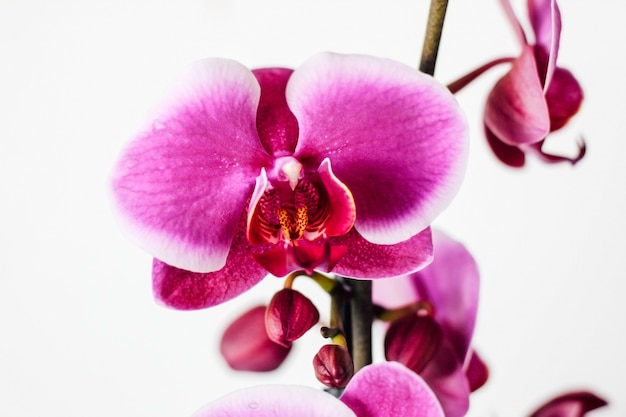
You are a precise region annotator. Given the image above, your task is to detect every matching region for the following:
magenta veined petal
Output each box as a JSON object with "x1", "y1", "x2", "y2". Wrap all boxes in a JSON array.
[
  {"x1": 110, "y1": 58, "x2": 272, "y2": 273},
  {"x1": 287, "y1": 53, "x2": 468, "y2": 245},
  {"x1": 485, "y1": 46, "x2": 550, "y2": 146},
  {"x1": 152, "y1": 213, "x2": 268, "y2": 310},
  {"x1": 332, "y1": 227, "x2": 433, "y2": 279},
  {"x1": 190, "y1": 385, "x2": 357, "y2": 417},
  {"x1": 499, "y1": 0, "x2": 528, "y2": 45},
  {"x1": 340, "y1": 362, "x2": 444, "y2": 417}
]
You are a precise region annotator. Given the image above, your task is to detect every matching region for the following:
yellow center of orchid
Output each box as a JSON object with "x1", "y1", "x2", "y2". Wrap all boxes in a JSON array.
[{"x1": 277, "y1": 206, "x2": 309, "y2": 241}]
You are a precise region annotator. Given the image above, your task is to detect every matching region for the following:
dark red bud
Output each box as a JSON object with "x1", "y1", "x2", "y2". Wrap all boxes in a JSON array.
[
  {"x1": 384, "y1": 313, "x2": 442, "y2": 374},
  {"x1": 220, "y1": 305, "x2": 291, "y2": 372},
  {"x1": 266, "y1": 288, "x2": 320, "y2": 346},
  {"x1": 313, "y1": 344, "x2": 354, "y2": 388}
]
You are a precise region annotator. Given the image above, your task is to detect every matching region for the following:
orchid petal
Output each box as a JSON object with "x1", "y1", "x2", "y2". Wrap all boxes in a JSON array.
[
  {"x1": 485, "y1": 125, "x2": 527, "y2": 167},
  {"x1": 152, "y1": 214, "x2": 268, "y2": 309},
  {"x1": 409, "y1": 229, "x2": 480, "y2": 361},
  {"x1": 317, "y1": 158, "x2": 356, "y2": 237},
  {"x1": 420, "y1": 341, "x2": 471, "y2": 417},
  {"x1": 288, "y1": 53, "x2": 468, "y2": 245},
  {"x1": 464, "y1": 350, "x2": 489, "y2": 392},
  {"x1": 545, "y1": 67, "x2": 584, "y2": 131},
  {"x1": 529, "y1": 391, "x2": 608, "y2": 417},
  {"x1": 191, "y1": 385, "x2": 356, "y2": 417},
  {"x1": 499, "y1": 0, "x2": 528, "y2": 45},
  {"x1": 528, "y1": 0, "x2": 561, "y2": 88},
  {"x1": 340, "y1": 362, "x2": 444, "y2": 417},
  {"x1": 111, "y1": 58, "x2": 271, "y2": 273},
  {"x1": 485, "y1": 46, "x2": 550, "y2": 146},
  {"x1": 332, "y1": 227, "x2": 433, "y2": 279},
  {"x1": 252, "y1": 68, "x2": 299, "y2": 156}
]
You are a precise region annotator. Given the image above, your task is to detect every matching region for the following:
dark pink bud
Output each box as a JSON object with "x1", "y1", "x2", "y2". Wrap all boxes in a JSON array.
[
  {"x1": 384, "y1": 313, "x2": 442, "y2": 374},
  {"x1": 220, "y1": 305, "x2": 291, "y2": 372},
  {"x1": 266, "y1": 288, "x2": 320, "y2": 346},
  {"x1": 465, "y1": 350, "x2": 489, "y2": 392},
  {"x1": 313, "y1": 344, "x2": 354, "y2": 388}
]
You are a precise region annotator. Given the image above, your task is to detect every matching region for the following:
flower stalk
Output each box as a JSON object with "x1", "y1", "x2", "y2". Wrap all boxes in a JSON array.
[{"x1": 419, "y1": 0, "x2": 449, "y2": 75}]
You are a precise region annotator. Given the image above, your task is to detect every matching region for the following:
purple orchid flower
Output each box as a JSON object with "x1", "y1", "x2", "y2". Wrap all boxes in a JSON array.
[
  {"x1": 110, "y1": 53, "x2": 468, "y2": 310},
  {"x1": 485, "y1": 0, "x2": 585, "y2": 166},
  {"x1": 190, "y1": 362, "x2": 444, "y2": 417},
  {"x1": 373, "y1": 230, "x2": 485, "y2": 417}
]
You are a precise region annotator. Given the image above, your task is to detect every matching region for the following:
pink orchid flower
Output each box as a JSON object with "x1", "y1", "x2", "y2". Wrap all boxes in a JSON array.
[
  {"x1": 529, "y1": 391, "x2": 608, "y2": 417},
  {"x1": 110, "y1": 53, "x2": 468, "y2": 310},
  {"x1": 190, "y1": 362, "x2": 444, "y2": 417},
  {"x1": 373, "y1": 230, "x2": 485, "y2": 417},
  {"x1": 485, "y1": 0, "x2": 584, "y2": 166}
]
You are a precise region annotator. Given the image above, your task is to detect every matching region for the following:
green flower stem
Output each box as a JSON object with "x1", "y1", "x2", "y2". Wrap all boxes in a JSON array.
[
  {"x1": 419, "y1": 0, "x2": 449, "y2": 76},
  {"x1": 345, "y1": 278, "x2": 373, "y2": 372},
  {"x1": 375, "y1": 300, "x2": 434, "y2": 322}
]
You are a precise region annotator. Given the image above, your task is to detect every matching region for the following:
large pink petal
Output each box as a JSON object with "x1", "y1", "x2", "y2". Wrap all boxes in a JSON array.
[
  {"x1": 485, "y1": 46, "x2": 550, "y2": 146},
  {"x1": 528, "y1": 0, "x2": 561, "y2": 88},
  {"x1": 340, "y1": 362, "x2": 444, "y2": 417},
  {"x1": 110, "y1": 58, "x2": 271, "y2": 273},
  {"x1": 152, "y1": 214, "x2": 268, "y2": 309},
  {"x1": 287, "y1": 53, "x2": 468, "y2": 245},
  {"x1": 529, "y1": 391, "x2": 608, "y2": 417},
  {"x1": 252, "y1": 68, "x2": 299, "y2": 156},
  {"x1": 191, "y1": 385, "x2": 356, "y2": 417},
  {"x1": 331, "y1": 227, "x2": 433, "y2": 279},
  {"x1": 409, "y1": 229, "x2": 480, "y2": 361}
]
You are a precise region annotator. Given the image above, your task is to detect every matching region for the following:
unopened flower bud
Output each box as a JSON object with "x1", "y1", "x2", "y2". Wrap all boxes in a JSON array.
[
  {"x1": 384, "y1": 313, "x2": 442, "y2": 374},
  {"x1": 220, "y1": 305, "x2": 291, "y2": 372},
  {"x1": 313, "y1": 344, "x2": 354, "y2": 388},
  {"x1": 266, "y1": 288, "x2": 320, "y2": 346}
]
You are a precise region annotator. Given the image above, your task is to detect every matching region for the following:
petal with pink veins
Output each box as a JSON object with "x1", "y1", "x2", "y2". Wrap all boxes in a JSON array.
[
  {"x1": 340, "y1": 362, "x2": 444, "y2": 417},
  {"x1": 287, "y1": 53, "x2": 468, "y2": 245},
  {"x1": 110, "y1": 58, "x2": 272, "y2": 273}
]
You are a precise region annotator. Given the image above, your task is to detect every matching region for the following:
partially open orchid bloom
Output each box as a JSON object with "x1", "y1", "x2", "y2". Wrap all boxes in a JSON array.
[
  {"x1": 111, "y1": 52, "x2": 468, "y2": 310},
  {"x1": 219, "y1": 305, "x2": 291, "y2": 372},
  {"x1": 529, "y1": 391, "x2": 608, "y2": 417},
  {"x1": 484, "y1": 0, "x2": 584, "y2": 166},
  {"x1": 373, "y1": 229, "x2": 484, "y2": 417},
  {"x1": 190, "y1": 362, "x2": 444, "y2": 417}
]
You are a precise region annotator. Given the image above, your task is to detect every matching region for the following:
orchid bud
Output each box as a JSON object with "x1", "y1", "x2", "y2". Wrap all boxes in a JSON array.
[
  {"x1": 220, "y1": 305, "x2": 291, "y2": 372},
  {"x1": 266, "y1": 288, "x2": 320, "y2": 346},
  {"x1": 313, "y1": 344, "x2": 354, "y2": 388},
  {"x1": 384, "y1": 313, "x2": 442, "y2": 374}
]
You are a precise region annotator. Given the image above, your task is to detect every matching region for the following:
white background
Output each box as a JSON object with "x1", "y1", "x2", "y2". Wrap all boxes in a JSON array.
[{"x1": 1, "y1": 0, "x2": 624, "y2": 416}]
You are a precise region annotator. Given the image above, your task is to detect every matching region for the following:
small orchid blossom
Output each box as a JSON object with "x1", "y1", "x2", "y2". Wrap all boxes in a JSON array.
[
  {"x1": 485, "y1": 0, "x2": 584, "y2": 166},
  {"x1": 190, "y1": 362, "x2": 444, "y2": 417},
  {"x1": 111, "y1": 53, "x2": 468, "y2": 310},
  {"x1": 373, "y1": 230, "x2": 485, "y2": 417}
]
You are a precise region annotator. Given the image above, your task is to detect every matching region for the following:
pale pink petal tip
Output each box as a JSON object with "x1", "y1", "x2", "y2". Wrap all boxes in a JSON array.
[{"x1": 191, "y1": 385, "x2": 357, "y2": 417}]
